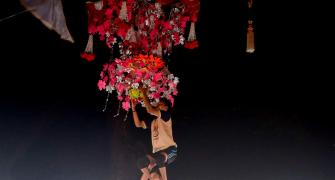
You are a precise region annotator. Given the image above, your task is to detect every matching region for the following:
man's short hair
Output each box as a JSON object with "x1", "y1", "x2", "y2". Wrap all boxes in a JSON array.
[{"x1": 159, "y1": 98, "x2": 172, "y2": 109}]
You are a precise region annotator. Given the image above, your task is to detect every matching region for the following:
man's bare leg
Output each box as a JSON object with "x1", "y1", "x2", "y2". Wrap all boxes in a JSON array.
[
  {"x1": 151, "y1": 172, "x2": 162, "y2": 180},
  {"x1": 158, "y1": 152, "x2": 168, "y2": 180},
  {"x1": 140, "y1": 157, "x2": 157, "y2": 180},
  {"x1": 140, "y1": 168, "x2": 151, "y2": 180},
  {"x1": 158, "y1": 167, "x2": 167, "y2": 180}
]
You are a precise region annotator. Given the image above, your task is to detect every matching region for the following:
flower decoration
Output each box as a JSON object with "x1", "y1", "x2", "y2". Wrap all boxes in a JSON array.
[
  {"x1": 82, "y1": 0, "x2": 200, "y2": 114},
  {"x1": 98, "y1": 54, "x2": 179, "y2": 111},
  {"x1": 81, "y1": 0, "x2": 200, "y2": 60}
]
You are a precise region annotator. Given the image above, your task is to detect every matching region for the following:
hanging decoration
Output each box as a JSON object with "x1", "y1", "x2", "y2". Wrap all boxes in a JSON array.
[
  {"x1": 80, "y1": 34, "x2": 95, "y2": 61},
  {"x1": 97, "y1": 54, "x2": 179, "y2": 111},
  {"x1": 246, "y1": 20, "x2": 255, "y2": 53},
  {"x1": 83, "y1": 0, "x2": 200, "y2": 60},
  {"x1": 83, "y1": 0, "x2": 199, "y2": 111},
  {"x1": 246, "y1": 0, "x2": 255, "y2": 53}
]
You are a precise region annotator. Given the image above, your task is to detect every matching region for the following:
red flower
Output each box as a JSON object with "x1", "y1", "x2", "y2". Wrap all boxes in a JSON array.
[
  {"x1": 80, "y1": 52, "x2": 95, "y2": 62},
  {"x1": 184, "y1": 40, "x2": 199, "y2": 49},
  {"x1": 122, "y1": 101, "x2": 130, "y2": 111}
]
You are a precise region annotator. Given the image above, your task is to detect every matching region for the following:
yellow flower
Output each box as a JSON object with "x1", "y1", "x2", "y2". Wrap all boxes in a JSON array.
[{"x1": 129, "y1": 88, "x2": 141, "y2": 99}]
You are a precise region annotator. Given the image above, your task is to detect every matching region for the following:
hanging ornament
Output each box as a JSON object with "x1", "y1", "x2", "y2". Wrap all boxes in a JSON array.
[
  {"x1": 81, "y1": 34, "x2": 95, "y2": 61},
  {"x1": 246, "y1": 20, "x2": 255, "y2": 53},
  {"x1": 184, "y1": 22, "x2": 198, "y2": 49},
  {"x1": 119, "y1": 1, "x2": 128, "y2": 21},
  {"x1": 246, "y1": 0, "x2": 255, "y2": 53}
]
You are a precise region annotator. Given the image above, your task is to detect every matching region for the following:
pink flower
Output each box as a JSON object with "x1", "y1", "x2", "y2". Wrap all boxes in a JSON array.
[
  {"x1": 103, "y1": 76, "x2": 108, "y2": 82},
  {"x1": 116, "y1": 70, "x2": 123, "y2": 76},
  {"x1": 158, "y1": 87, "x2": 166, "y2": 93},
  {"x1": 135, "y1": 69, "x2": 142, "y2": 77},
  {"x1": 152, "y1": 92, "x2": 160, "y2": 99},
  {"x1": 153, "y1": 73, "x2": 163, "y2": 81},
  {"x1": 103, "y1": 64, "x2": 109, "y2": 71},
  {"x1": 150, "y1": 81, "x2": 157, "y2": 87},
  {"x1": 116, "y1": 83, "x2": 125, "y2": 94},
  {"x1": 100, "y1": 72, "x2": 104, "y2": 78},
  {"x1": 143, "y1": 72, "x2": 150, "y2": 80},
  {"x1": 122, "y1": 101, "x2": 130, "y2": 111},
  {"x1": 166, "y1": 94, "x2": 174, "y2": 106},
  {"x1": 125, "y1": 96, "x2": 130, "y2": 102},
  {"x1": 97, "y1": 80, "x2": 106, "y2": 90},
  {"x1": 170, "y1": 98, "x2": 174, "y2": 107},
  {"x1": 118, "y1": 96, "x2": 123, "y2": 101}
]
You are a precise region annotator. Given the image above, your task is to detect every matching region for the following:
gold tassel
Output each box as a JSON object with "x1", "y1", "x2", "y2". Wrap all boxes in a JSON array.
[
  {"x1": 119, "y1": 1, "x2": 128, "y2": 21},
  {"x1": 94, "y1": 0, "x2": 104, "y2": 10},
  {"x1": 188, "y1": 22, "x2": 196, "y2": 41},
  {"x1": 81, "y1": 34, "x2": 95, "y2": 61},
  {"x1": 246, "y1": 20, "x2": 255, "y2": 53},
  {"x1": 85, "y1": 34, "x2": 94, "y2": 53},
  {"x1": 184, "y1": 22, "x2": 198, "y2": 49}
]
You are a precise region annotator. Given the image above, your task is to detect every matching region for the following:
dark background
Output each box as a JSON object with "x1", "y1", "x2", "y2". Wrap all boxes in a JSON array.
[{"x1": 1, "y1": 0, "x2": 334, "y2": 180}]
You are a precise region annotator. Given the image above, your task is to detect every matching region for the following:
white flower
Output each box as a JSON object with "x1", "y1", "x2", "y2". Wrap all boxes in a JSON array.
[
  {"x1": 179, "y1": 35, "x2": 185, "y2": 45},
  {"x1": 116, "y1": 64, "x2": 124, "y2": 71},
  {"x1": 168, "y1": 74, "x2": 174, "y2": 80},
  {"x1": 143, "y1": 79, "x2": 151, "y2": 85},
  {"x1": 106, "y1": 32, "x2": 110, "y2": 37},
  {"x1": 106, "y1": 85, "x2": 114, "y2": 93},
  {"x1": 150, "y1": 87, "x2": 156, "y2": 91},
  {"x1": 163, "y1": 91, "x2": 169, "y2": 96},
  {"x1": 116, "y1": 76, "x2": 122, "y2": 82},
  {"x1": 126, "y1": 68, "x2": 132, "y2": 73},
  {"x1": 173, "y1": 77, "x2": 179, "y2": 84},
  {"x1": 131, "y1": 83, "x2": 139, "y2": 89}
]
